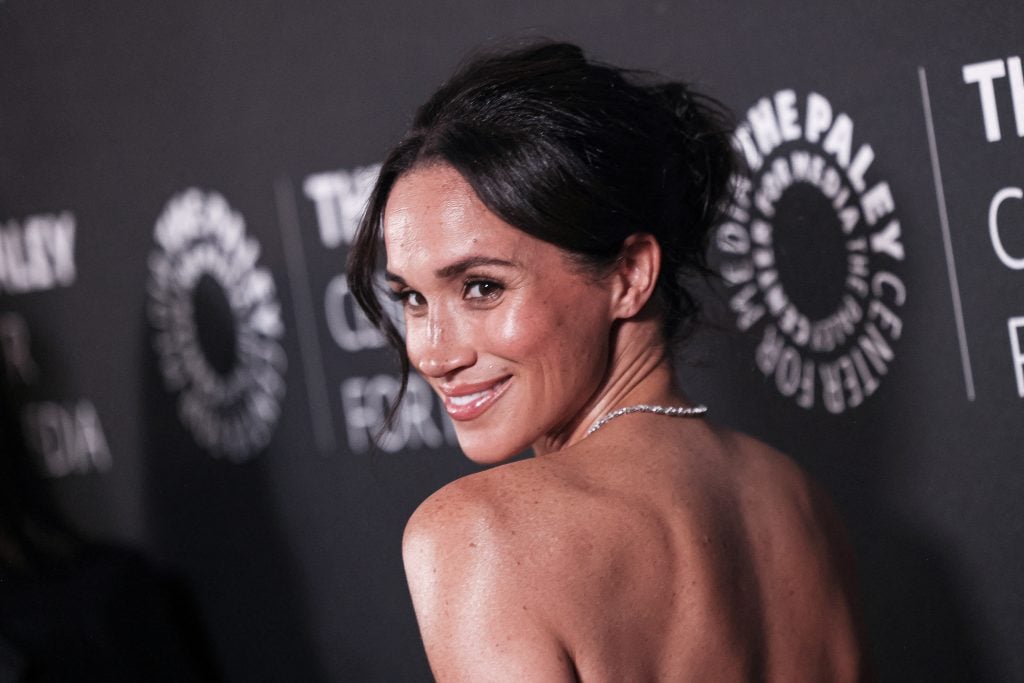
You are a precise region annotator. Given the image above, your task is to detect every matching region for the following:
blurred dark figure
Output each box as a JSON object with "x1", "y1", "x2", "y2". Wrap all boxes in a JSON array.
[{"x1": 0, "y1": 322, "x2": 220, "y2": 682}]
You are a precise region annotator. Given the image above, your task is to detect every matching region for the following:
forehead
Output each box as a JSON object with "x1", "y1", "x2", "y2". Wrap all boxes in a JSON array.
[{"x1": 383, "y1": 165, "x2": 531, "y2": 269}]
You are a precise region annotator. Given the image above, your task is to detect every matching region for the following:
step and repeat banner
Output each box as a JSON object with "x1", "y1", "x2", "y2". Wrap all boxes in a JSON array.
[{"x1": 1, "y1": 1, "x2": 1020, "y2": 680}]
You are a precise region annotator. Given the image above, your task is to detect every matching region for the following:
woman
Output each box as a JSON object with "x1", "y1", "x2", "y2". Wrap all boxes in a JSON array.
[{"x1": 349, "y1": 41, "x2": 865, "y2": 681}]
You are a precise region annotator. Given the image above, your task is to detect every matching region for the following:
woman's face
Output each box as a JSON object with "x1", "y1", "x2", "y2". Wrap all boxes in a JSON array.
[{"x1": 383, "y1": 164, "x2": 616, "y2": 464}]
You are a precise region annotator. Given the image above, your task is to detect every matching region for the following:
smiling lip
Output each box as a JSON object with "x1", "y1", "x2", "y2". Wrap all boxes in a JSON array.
[{"x1": 442, "y1": 377, "x2": 512, "y2": 421}]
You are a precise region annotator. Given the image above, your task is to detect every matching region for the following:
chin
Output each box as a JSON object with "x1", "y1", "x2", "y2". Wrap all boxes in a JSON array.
[{"x1": 454, "y1": 426, "x2": 529, "y2": 466}]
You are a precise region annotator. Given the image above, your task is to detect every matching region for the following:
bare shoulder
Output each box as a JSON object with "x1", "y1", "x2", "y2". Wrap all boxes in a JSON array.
[
  {"x1": 718, "y1": 427, "x2": 805, "y2": 479},
  {"x1": 403, "y1": 459, "x2": 549, "y2": 562},
  {"x1": 402, "y1": 470, "x2": 504, "y2": 600},
  {"x1": 698, "y1": 426, "x2": 867, "y2": 678},
  {"x1": 719, "y1": 426, "x2": 862, "y2": 620},
  {"x1": 402, "y1": 463, "x2": 578, "y2": 681},
  {"x1": 718, "y1": 427, "x2": 836, "y2": 518},
  {"x1": 402, "y1": 458, "x2": 585, "y2": 590}
]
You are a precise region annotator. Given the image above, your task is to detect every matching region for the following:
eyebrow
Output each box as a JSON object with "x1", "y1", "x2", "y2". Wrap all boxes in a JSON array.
[{"x1": 385, "y1": 256, "x2": 520, "y2": 285}]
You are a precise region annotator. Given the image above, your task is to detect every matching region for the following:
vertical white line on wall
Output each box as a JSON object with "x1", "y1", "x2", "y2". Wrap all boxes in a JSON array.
[
  {"x1": 918, "y1": 66, "x2": 976, "y2": 401},
  {"x1": 275, "y1": 177, "x2": 338, "y2": 452}
]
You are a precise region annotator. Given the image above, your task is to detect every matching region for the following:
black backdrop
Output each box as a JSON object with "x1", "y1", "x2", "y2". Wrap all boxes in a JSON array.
[{"x1": 2, "y1": 1, "x2": 1022, "y2": 680}]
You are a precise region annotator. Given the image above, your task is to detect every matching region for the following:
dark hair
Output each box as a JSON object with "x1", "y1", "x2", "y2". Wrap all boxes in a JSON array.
[{"x1": 347, "y1": 40, "x2": 736, "y2": 414}]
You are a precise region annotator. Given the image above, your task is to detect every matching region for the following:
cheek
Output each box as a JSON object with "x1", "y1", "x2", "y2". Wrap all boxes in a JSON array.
[
  {"x1": 490, "y1": 297, "x2": 563, "y2": 356},
  {"x1": 490, "y1": 294, "x2": 608, "y2": 373}
]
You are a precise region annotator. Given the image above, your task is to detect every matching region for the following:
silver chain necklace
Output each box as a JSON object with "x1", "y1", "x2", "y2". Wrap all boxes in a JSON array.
[{"x1": 585, "y1": 403, "x2": 708, "y2": 436}]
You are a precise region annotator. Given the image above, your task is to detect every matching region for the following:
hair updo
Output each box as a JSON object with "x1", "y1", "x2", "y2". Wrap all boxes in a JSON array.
[{"x1": 348, "y1": 40, "x2": 736, "y2": 399}]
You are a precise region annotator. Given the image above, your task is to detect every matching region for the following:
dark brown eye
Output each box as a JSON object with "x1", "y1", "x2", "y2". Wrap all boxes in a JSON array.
[
  {"x1": 465, "y1": 280, "x2": 502, "y2": 300},
  {"x1": 388, "y1": 289, "x2": 426, "y2": 308}
]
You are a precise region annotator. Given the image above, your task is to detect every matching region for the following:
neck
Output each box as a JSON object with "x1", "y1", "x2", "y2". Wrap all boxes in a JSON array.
[{"x1": 532, "y1": 319, "x2": 688, "y2": 456}]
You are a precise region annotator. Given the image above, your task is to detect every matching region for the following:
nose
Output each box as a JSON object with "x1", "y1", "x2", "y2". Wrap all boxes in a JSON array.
[{"x1": 407, "y1": 307, "x2": 476, "y2": 379}]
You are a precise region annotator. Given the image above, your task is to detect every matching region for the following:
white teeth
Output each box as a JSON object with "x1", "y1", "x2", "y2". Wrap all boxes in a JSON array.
[{"x1": 449, "y1": 390, "x2": 488, "y2": 407}]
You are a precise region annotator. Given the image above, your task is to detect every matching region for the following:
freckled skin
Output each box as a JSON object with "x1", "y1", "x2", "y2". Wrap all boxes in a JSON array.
[
  {"x1": 384, "y1": 165, "x2": 617, "y2": 464},
  {"x1": 389, "y1": 166, "x2": 867, "y2": 681}
]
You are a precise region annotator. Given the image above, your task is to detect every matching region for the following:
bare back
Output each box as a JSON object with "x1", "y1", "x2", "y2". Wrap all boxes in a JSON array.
[{"x1": 403, "y1": 415, "x2": 865, "y2": 681}]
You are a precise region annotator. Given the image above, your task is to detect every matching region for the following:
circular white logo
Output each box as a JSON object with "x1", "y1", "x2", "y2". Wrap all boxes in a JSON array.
[
  {"x1": 147, "y1": 189, "x2": 287, "y2": 460},
  {"x1": 713, "y1": 90, "x2": 907, "y2": 414}
]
